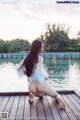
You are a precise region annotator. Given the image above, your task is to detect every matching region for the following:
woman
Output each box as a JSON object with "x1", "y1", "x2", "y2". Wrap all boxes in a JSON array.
[{"x1": 19, "y1": 39, "x2": 65, "y2": 109}]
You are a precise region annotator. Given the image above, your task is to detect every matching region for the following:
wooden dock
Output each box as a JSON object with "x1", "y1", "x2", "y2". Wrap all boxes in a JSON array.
[{"x1": 0, "y1": 90, "x2": 80, "y2": 120}]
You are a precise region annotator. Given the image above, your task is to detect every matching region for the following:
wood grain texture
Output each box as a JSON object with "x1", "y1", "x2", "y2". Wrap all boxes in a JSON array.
[{"x1": 0, "y1": 90, "x2": 80, "y2": 120}]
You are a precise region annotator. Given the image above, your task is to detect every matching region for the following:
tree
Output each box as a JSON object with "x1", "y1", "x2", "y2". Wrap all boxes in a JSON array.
[
  {"x1": 7, "y1": 38, "x2": 30, "y2": 53},
  {"x1": 0, "y1": 38, "x2": 30, "y2": 53},
  {"x1": 40, "y1": 24, "x2": 70, "y2": 52},
  {"x1": 0, "y1": 39, "x2": 5, "y2": 53}
]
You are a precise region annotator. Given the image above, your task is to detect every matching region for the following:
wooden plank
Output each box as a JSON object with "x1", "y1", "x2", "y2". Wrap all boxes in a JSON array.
[
  {"x1": 52, "y1": 97, "x2": 70, "y2": 120},
  {"x1": 36, "y1": 97, "x2": 46, "y2": 120},
  {"x1": 3, "y1": 96, "x2": 15, "y2": 115},
  {"x1": 9, "y1": 96, "x2": 20, "y2": 120},
  {"x1": 46, "y1": 95, "x2": 62, "y2": 120},
  {"x1": 0, "y1": 96, "x2": 4, "y2": 105},
  {"x1": 57, "y1": 90, "x2": 74, "y2": 94},
  {"x1": 23, "y1": 96, "x2": 30, "y2": 120},
  {"x1": 71, "y1": 94, "x2": 80, "y2": 105},
  {"x1": 0, "y1": 89, "x2": 75, "y2": 96},
  {"x1": 61, "y1": 94, "x2": 80, "y2": 119},
  {"x1": 74, "y1": 90, "x2": 80, "y2": 98},
  {"x1": 67, "y1": 94, "x2": 80, "y2": 112},
  {"x1": 0, "y1": 92, "x2": 29, "y2": 96},
  {"x1": 15, "y1": 96, "x2": 25, "y2": 120},
  {"x1": 0, "y1": 90, "x2": 80, "y2": 120},
  {"x1": 61, "y1": 95, "x2": 77, "y2": 120},
  {"x1": 42, "y1": 95, "x2": 54, "y2": 120},
  {"x1": 30, "y1": 96, "x2": 38, "y2": 120},
  {"x1": 0, "y1": 96, "x2": 10, "y2": 112}
]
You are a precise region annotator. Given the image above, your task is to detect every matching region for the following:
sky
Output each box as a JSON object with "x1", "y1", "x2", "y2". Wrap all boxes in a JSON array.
[{"x1": 0, "y1": 0, "x2": 80, "y2": 42}]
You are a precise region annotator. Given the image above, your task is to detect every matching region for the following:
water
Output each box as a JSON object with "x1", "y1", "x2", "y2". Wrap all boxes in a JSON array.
[
  {"x1": 0, "y1": 58, "x2": 80, "y2": 92},
  {"x1": 0, "y1": 59, "x2": 28, "y2": 92},
  {"x1": 44, "y1": 58, "x2": 80, "y2": 90}
]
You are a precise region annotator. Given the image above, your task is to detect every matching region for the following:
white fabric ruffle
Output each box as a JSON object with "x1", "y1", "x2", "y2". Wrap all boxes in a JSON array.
[
  {"x1": 28, "y1": 66, "x2": 48, "y2": 84},
  {"x1": 16, "y1": 56, "x2": 48, "y2": 84},
  {"x1": 16, "y1": 64, "x2": 25, "y2": 78}
]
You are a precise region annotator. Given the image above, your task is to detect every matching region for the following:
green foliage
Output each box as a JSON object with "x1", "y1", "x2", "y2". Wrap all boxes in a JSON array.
[
  {"x1": 0, "y1": 24, "x2": 80, "y2": 53},
  {"x1": 0, "y1": 39, "x2": 5, "y2": 53},
  {"x1": 0, "y1": 38, "x2": 30, "y2": 53},
  {"x1": 39, "y1": 23, "x2": 80, "y2": 52},
  {"x1": 41, "y1": 24, "x2": 70, "y2": 52},
  {"x1": 67, "y1": 45, "x2": 80, "y2": 52}
]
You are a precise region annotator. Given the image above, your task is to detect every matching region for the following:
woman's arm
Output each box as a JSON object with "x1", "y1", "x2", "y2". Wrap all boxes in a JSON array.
[{"x1": 17, "y1": 57, "x2": 26, "y2": 69}]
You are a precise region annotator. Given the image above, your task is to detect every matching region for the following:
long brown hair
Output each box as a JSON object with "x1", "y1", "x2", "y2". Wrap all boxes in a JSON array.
[{"x1": 22, "y1": 39, "x2": 42, "y2": 77}]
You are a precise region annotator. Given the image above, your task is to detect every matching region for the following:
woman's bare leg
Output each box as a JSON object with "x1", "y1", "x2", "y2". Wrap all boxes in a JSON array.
[
  {"x1": 28, "y1": 92, "x2": 35, "y2": 103},
  {"x1": 28, "y1": 82, "x2": 44, "y2": 103},
  {"x1": 28, "y1": 82, "x2": 37, "y2": 103},
  {"x1": 36, "y1": 82, "x2": 65, "y2": 109},
  {"x1": 28, "y1": 82, "x2": 65, "y2": 109}
]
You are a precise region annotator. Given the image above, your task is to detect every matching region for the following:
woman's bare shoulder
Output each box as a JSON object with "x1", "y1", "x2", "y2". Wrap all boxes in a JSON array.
[{"x1": 38, "y1": 56, "x2": 43, "y2": 63}]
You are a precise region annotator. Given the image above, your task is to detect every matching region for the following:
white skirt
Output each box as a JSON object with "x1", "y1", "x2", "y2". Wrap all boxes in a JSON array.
[
  {"x1": 16, "y1": 64, "x2": 48, "y2": 84},
  {"x1": 28, "y1": 67, "x2": 48, "y2": 84}
]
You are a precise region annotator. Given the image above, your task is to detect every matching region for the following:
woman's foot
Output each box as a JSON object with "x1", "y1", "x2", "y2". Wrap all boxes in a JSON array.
[
  {"x1": 28, "y1": 92, "x2": 34, "y2": 104},
  {"x1": 55, "y1": 94, "x2": 65, "y2": 109}
]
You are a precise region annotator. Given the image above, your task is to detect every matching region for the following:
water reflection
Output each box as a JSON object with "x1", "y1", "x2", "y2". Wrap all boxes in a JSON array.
[
  {"x1": 44, "y1": 58, "x2": 80, "y2": 90},
  {"x1": 0, "y1": 58, "x2": 80, "y2": 92},
  {"x1": 0, "y1": 62, "x2": 28, "y2": 92}
]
